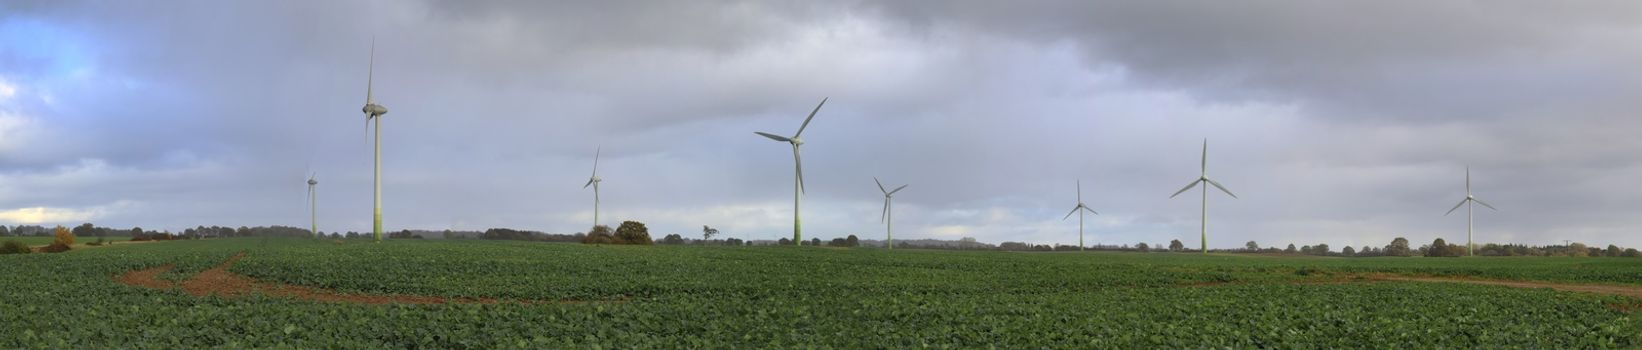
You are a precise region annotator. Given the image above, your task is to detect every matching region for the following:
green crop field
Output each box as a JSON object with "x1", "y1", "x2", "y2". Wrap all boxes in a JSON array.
[{"x1": 1, "y1": 238, "x2": 1638, "y2": 348}]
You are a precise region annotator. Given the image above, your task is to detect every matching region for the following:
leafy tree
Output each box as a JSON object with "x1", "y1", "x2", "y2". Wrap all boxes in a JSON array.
[
  {"x1": 778, "y1": 238, "x2": 792, "y2": 245},
  {"x1": 1427, "y1": 238, "x2": 1459, "y2": 257},
  {"x1": 1300, "y1": 245, "x2": 1312, "y2": 254},
  {"x1": 53, "y1": 226, "x2": 75, "y2": 246},
  {"x1": 1285, "y1": 244, "x2": 1297, "y2": 254},
  {"x1": 1168, "y1": 239, "x2": 1184, "y2": 252},
  {"x1": 1624, "y1": 248, "x2": 1640, "y2": 258},
  {"x1": 44, "y1": 226, "x2": 75, "y2": 253},
  {"x1": 811, "y1": 238, "x2": 821, "y2": 246},
  {"x1": 1245, "y1": 241, "x2": 1259, "y2": 251},
  {"x1": 614, "y1": 221, "x2": 653, "y2": 245},
  {"x1": 71, "y1": 223, "x2": 96, "y2": 238},
  {"x1": 1567, "y1": 243, "x2": 1589, "y2": 257},
  {"x1": 0, "y1": 225, "x2": 9, "y2": 237},
  {"x1": 1606, "y1": 245, "x2": 1621, "y2": 257},
  {"x1": 661, "y1": 234, "x2": 685, "y2": 245},
  {"x1": 702, "y1": 226, "x2": 719, "y2": 240},
  {"x1": 1312, "y1": 243, "x2": 1330, "y2": 256},
  {"x1": 1342, "y1": 246, "x2": 1356, "y2": 256},
  {"x1": 845, "y1": 235, "x2": 859, "y2": 247},
  {"x1": 1386, "y1": 237, "x2": 1412, "y2": 257}
]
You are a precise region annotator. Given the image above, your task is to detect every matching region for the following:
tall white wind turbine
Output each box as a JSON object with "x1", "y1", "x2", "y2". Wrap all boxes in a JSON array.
[
  {"x1": 1062, "y1": 180, "x2": 1099, "y2": 251},
  {"x1": 1170, "y1": 139, "x2": 1237, "y2": 253},
  {"x1": 1444, "y1": 166, "x2": 1497, "y2": 256},
  {"x1": 583, "y1": 147, "x2": 603, "y2": 229},
  {"x1": 360, "y1": 40, "x2": 390, "y2": 243},
  {"x1": 307, "y1": 173, "x2": 319, "y2": 238},
  {"x1": 754, "y1": 97, "x2": 827, "y2": 245},
  {"x1": 875, "y1": 177, "x2": 908, "y2": 250}
]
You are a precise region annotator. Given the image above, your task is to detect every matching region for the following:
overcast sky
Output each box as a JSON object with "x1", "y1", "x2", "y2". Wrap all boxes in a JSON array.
[{"x1": 2, "y1": 1, "x2": 1640, "y2": 249}]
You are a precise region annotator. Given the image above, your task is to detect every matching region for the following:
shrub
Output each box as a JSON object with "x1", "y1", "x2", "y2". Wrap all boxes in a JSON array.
[
  {"x1": 0, "y1": 240, "x2": 29, "y2": 254},
  {"x1": 41, "y1": 242, "x2": 70, "y2": 253},
  {"x1": 52, "y1": 226, "x2": 75, "y2": 246},
  {"x1": 581, "y1": 225, "x2": 615, "y2": 244},
  {"x1": 614, "y1": 221, "x2": 653, "y2": 245}
]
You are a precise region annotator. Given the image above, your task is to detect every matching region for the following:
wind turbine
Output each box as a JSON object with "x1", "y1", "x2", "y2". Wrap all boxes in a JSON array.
[
  {"x1": 754, "y1": 97, "x2": 827, "y2": 245},
  {"x1": 1170, "y1": 139, "x2": 1237, "y2": 253},
  {"x1": 1444, "y1": 166, "x2": 1497, "y2": 256},
  {"x1": 874, "y1": 177, "x2": 907, "y2": 250},
  {"x1": 1062, "y1": 180, "x2": 1099, "y2": 251},
  {"x1": 583, "y1": 147, "x2": 603, "y2": 229},
  {"x1": 306, "y1": 173, "x2": 318, "y2": 238},
  {"x1": 360, "y1": 40, "x2": 389, "y2": 243}
]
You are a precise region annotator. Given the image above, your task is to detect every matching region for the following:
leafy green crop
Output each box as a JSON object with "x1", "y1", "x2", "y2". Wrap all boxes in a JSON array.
[{"x1": 0, "y1": 238, "x2": 1636, "y2": 348}]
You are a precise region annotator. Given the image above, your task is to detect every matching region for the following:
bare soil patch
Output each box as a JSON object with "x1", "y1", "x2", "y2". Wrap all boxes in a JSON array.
[
  {"x1": 1373, "y1": 275, "x2": 1642, "y2": 300},
  {"x1": 116, "y1": 252, "x2": 616, "y2": 305}
]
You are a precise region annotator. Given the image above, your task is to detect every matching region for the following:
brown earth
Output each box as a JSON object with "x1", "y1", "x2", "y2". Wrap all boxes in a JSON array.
[
  {"x1": 116, "y1": 252, "x2": 616, "y2": 305},
  {"x1": 1181, "y1": 272, "x2": 1642, "y2": 301},
  {"x1": 1374, "y1": 275, "x2": 1642, "y2": 299}
]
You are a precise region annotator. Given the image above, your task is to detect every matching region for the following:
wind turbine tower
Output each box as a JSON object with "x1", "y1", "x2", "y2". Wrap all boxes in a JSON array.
[
  {"x1": 583, "y1": 147, "x2": 603, "y2": 229},
  {"x1": 1170, "y1": 139, "x2": 1237, "y2": 253},
  {"x1": 754, "y1": 98, "x2": 827, "y2": 245},
  {"x1": 1444, "y1": 166, "x2": 1497, "y2": 256},
  {"x1": 875, "y1": 177, "x2": 908, "y2": 250},
  {"x1": 1062, "y1": 180, "x2": 1099, "y2": 251},
  {"x1": 307, "y1": 173, "x2": 318, "y2": 238},
  {"x1": 360, "y1": 41, "x2": 390, "y2": 242}
]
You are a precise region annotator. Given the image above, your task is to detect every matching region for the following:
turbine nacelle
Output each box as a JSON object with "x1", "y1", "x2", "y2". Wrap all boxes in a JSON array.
[
  {"x1": 307, "y1": 179, "x2": 318, "y2": 186},
  {"x1": 790, "y1": 137, "x2": 804, "y2": 146},
  {"x1": 363, "y1": 103, "x2": 388, "y2": 117}
]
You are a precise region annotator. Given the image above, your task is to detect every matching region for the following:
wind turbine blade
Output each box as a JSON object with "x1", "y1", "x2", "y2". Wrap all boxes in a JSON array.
[
  {"x1": 1444, "y1": 198, "x2": 1468, "y2": 216},
  {"x1": 888, "y1": 184, "x2": 908, "y2": 195},
  {"x1": 1062, "y1": 206, "x2": 1080, "y2": 220},
  {"x1": 366, "y1": 38, "x2": 375, "y2": 104},
  {"x1": 1466, "y1": 166, "x2": 1471, "y2": 194},
  {"x1": 1205, "y1": 178, "x2": 1238, "y2": 199},
  {"x1": 583, "y1": 178, "x2": 595, "y2": 189},
  {"x1": 1472, "y1": 197, "x2": 1498, "y2": 211},
  {"x1": 755, "y1": 131, "x2": 791, "y2": 142},
  {"x1": 1077, "y1": 180, "x2": 1083, "y2": 203},
  {"x1": 1083, "y1": 206, "x2": 1099, "y2": 215},
  {"x1": 874, "y1": 177, "x2": 887, "y2": 194},
  {"x1": 793, "y1": 97, "x2": 827, "y2": 138},
  {"x1": 592, "y1": 147, "x2": 601, "y2": 177},
  {"x1": 881, "y1": 198, "x2": 889, "y2": 223},
  {"x1": 794, "y1": 146, "x2": 805, "y2": 194},
  {"x1": 1201, "y1": 139, "x2": 1208, "y2": 175},
  {"x1": 1169, "y1": 180, "x2": 1201, "y2": 198}
]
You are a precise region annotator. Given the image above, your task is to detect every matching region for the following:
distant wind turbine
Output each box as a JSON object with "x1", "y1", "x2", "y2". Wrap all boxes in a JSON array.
[
  {"x1": 306, "y1": 172, "x2": 318, "y2": 238},
  {"x1": 360, "y1": 40, "x2": 390, "y2": 243},
  {"x1": 1062, "y1": 180, "x2": 1099, "y2": 251},
  {"x1": 1170, "y1": 139, "x2": 1237, "y2": 253},
  {"x1": 754, "y1": 97, "x2": 827, "y2": 245},
  {"x1": 583, "y1": 147, "x2": 603, "y2": 229},
  {"x1": 1444, "y1": 166, "x2": 1497, "y2": 256},
  {"x1": 874, "y1": 177, "x2": 908, "y2": 250}
]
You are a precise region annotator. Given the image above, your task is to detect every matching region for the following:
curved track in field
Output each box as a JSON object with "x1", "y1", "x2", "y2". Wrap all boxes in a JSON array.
[{"x1": 116, "y1": 252, "x2": 614, "y2": 305}]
